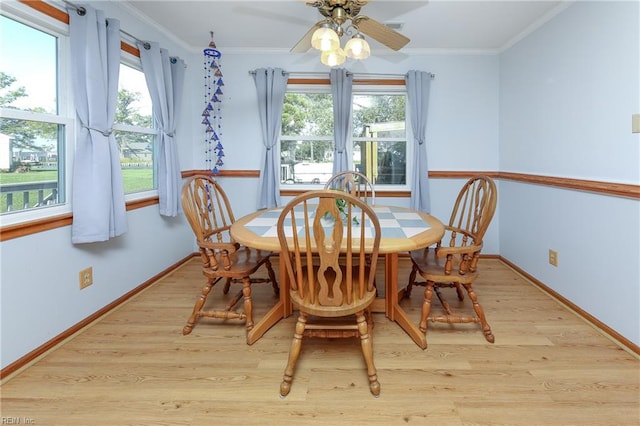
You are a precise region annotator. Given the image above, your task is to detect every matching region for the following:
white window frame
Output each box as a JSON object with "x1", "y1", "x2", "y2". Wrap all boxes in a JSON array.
[
  {"x1": 0, "y1": 4, "x2": 74, "y2": 226},
  {"x1": 279, "y1": 82, "x2": 412, "y2": 192}
]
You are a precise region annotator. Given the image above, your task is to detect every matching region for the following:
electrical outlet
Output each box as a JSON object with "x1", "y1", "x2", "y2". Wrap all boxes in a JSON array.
[
  {"x1": 548, "y1": 250, "x2": 558, "y2": 267},
  {"x1": 79, "y1": 267, "x2": 93, "y2": 289}
]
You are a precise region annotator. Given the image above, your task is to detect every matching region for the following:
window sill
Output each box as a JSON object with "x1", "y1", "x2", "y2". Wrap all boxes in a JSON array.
[
  {"x1": 279, "y1": 186, "x2": 411, "y2": 198},
  {"x1": 0, "y1": 195, "x2": 159, "y2": 242}
]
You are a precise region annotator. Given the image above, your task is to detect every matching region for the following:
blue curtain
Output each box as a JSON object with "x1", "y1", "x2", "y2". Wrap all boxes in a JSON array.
[
  {"x1": 138, "y1": 42, "x2": 186, "y2": 217},
  {"x1": 68, "y1": 5, "x2": 127, "y2": 243},
  {"x1": 406, "y1": 70, "x2": 432, "y2": 212},
  {"x1": 253, "y1": 68, "x2": 289, "y2": 209},
  {"x1": 330, "y1": 69, "x2": 353, "y2": 175}
]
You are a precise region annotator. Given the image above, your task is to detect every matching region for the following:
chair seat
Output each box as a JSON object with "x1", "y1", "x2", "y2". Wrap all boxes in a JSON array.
[
  {"x1": 291, "y1": 265, "x2": 377, "y2": 317},
  {"x1": 202, "y1": 247, "x2": 273, "y2": 278},
  {"x1": 409, "y1": 248, "x2": 478, "y2": 284}
]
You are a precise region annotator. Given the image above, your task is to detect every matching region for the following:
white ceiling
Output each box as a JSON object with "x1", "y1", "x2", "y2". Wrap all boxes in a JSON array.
[{"x1": 119, "y1": 0, "x2": 568, "y2": 54}]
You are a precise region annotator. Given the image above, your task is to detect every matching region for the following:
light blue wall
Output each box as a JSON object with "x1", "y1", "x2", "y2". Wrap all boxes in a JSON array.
[
  {"x1": 0, "y1": 209, "x2": 193, "y2": 368},
  {"x1": 500, "y1": 1, "x2": 639, "y2": 183},
  {"x1": 195, "y1": 53, "x2": 500, "y2": 218},
  {"x1": 499, "y1": 1, "x2": 640, "y2": 345}
]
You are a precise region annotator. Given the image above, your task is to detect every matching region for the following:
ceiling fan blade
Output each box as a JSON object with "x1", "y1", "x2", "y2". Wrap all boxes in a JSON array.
[
  {"x1": 290, "y1": 21, "x2": 323, "y2": 53},
  {"x1": 354, "y1": 16, "x2": 410, "y2": 51}
]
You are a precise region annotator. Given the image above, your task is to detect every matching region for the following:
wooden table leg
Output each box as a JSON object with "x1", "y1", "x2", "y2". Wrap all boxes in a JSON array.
[
  {"x1": 279, "y1": 254, "x2": 292, "y2": 318},
  {"x1": 384, "y1": 252, "x2": 427, "y2": 349},
  {"x1": 392, "y1": 304, "x2": 427, "y2": 349},
  {"x1": 246, "y1": 301, "x2": 284, "y2": 345},
  {"x1": 246, "y1": 254, "x2": 291, "y2": 345},
  {"x1": 385, "y1": 253, "x2": 396, "y2": 321}
]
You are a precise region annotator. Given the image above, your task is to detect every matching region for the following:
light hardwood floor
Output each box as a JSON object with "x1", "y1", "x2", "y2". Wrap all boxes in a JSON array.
[{"x1": 1, "y1": 258, "x2": 638, "y2": 425}]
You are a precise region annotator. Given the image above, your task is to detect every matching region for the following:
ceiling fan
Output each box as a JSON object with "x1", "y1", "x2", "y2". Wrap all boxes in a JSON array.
[{"x1": 291, "y1": 0, "x2": 410, "y2": 64}]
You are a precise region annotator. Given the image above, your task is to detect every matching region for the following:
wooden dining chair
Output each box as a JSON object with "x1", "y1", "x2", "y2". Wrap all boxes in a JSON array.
[
  {"x1": 324, "y1": 170, "x2": 375, "y2": 205},
  {"x1": 181, "y1": 175, "x2": 279, "y2": 343},
  {"x1": 277, "y1": 190, "x2": 382, "y2": 397},
  {"x1": 404, "y1": 176, "x2": 498, "y2": 345},
  {"x1": 325, "y1": 170, "x2": 376, "y2": 272}
]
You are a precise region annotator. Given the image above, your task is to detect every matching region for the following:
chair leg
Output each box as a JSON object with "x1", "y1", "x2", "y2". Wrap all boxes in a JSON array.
[
  {"x1": 405, "y1": 263, "x2": 418, "y2": 298},
  {"x1": 454, "y1": 283, "x2": 465, "y2": 301},
  {"x1": 241, "y1": 276, "x2": 254, "y2": 333},
  {"x1": 434, "y1": 285, "x2": 454, "y2": 316},
  {"x1": 265, "y1": 258, "x2": 279, "y2": 295},
  {"x1": 356, "y1": 311, "x2": 380, "y2": 397},
  {"x1": 222, "y1": 278, "x2": 232, "y2": 295},
  {"x1": 280, "y1": 313, "x2": 307, "y2": 397},
  {"x1": 183, "y1": 277, "x2": 215, "y2": 335},
  {"x1": 365, "y1": 307, "x2": 374, "y2": 331},
  {"x1": 464, "y1": 284, "x2": 495, "y2": 343},
  {"x1": 224, "y1": 289, "x2": 244, "y2": 312},
  {"x1": 419, "y1": 281, "x2": 435, "y2": 334}
]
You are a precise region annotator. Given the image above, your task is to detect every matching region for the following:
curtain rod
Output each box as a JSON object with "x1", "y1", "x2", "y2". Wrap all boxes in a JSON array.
[
  {"x1": 348, "y1": 72, "x2": 435, "y2": 80},
  {"x1": 248, "y1": 70, "x2": 435, "y2": 79},
  {"x1": 61, "y1": 0, "x2": 150, "y2": 49}
]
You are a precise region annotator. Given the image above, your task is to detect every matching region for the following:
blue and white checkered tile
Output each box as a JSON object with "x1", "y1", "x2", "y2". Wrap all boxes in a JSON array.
[{"x1": 245, "y1": 205, "x2": 430, "y2": 239}]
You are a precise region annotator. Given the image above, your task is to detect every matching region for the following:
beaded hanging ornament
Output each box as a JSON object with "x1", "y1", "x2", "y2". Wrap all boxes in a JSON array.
[{"x1": 202, "y1": 32, "x2": 224, "y2": 174}]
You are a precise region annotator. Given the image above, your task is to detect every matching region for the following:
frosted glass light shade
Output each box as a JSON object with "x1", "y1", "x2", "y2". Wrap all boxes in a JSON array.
[
  {"x1": 320, "y1": 48, "x2": 346, "y2": 66},
  {"x1": 311, "y1": 25, "x2": 339, "y2": 52},
  {"x1": 344, "y1": 34, "x2": 370, "y2": 60}
]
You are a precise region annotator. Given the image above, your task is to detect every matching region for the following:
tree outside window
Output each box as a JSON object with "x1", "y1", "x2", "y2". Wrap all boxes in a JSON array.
[
  {"x1": 114, "y1": 64, "x2": 155, "y2": 194},
  {"x1": 280, "y1": 85, "x2": 406, "y2": 186}
]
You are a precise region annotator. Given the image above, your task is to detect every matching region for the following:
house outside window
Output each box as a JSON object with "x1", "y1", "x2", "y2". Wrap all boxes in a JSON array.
[{"x1": 280, "y1": 82, "x2": 408, "y2": 188}]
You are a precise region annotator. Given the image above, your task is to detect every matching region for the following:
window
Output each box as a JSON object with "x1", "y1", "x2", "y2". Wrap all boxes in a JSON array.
[
  {"x1": 0, "y1": 14, "x2": 69, "y2": 215},
  {"x1": 114, "y1": 63, "x2": 155, "y2": 194},
  {"x1": 281, "y1": 91, "x2": 334, "y2": 184},
  {"x1": 353, "y1": 93, "x2": 407, "y2": 185},
  {"x1": 0, "y1": 4, "x2": 159, "y2": 225},
  {"x1": 280, "y1": 82, "x2": 408, "y2": 187}
]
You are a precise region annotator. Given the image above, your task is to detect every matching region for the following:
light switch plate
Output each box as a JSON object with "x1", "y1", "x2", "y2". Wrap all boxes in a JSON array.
[{"x1": 633, "y1": 114, "x2": 640, "y2": 133}]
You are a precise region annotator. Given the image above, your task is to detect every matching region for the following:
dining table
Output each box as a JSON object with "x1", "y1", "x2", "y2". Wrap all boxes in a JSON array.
[{"x1": 230, "y1": 203, "x2": 445, "y2": 349}]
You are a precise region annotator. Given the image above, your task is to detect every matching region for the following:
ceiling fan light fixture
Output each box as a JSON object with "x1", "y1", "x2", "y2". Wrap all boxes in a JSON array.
[
  {"x1": 300, "y1": 0, "x2": 410, "y2": 66},
  {"x1": 311, "y1": 23, "x2": 340, "y2": 52},
  {"x1": 344, "y1": 33, "x2": 370, "y2": 60},
  {"x1": 320, "y1": 47, "x2": 346, "y2": 67}
]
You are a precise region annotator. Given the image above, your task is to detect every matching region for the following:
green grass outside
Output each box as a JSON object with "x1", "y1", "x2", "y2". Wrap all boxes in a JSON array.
[
  {"x1": 0, "y1": 169, "x2": 58, "y2": 184},
  {"x1": 121, "y1": 168, "x2": 154, "y2": 193},
  {"x1": 0, "y1": 168, "x2": 153, "y2": 213}
]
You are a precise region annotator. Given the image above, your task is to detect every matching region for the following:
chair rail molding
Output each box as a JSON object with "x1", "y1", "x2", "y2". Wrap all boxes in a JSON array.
[{"x1": 2, "y1": 171, "x2": 637, "y2": 241}]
